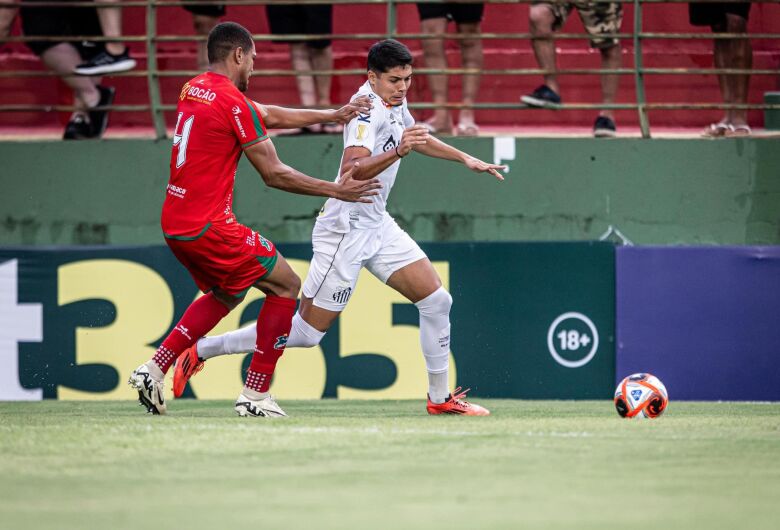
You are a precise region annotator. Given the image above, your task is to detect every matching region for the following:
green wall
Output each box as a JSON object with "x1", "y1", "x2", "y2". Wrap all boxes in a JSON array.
[{"x1": 1, "y1": 136, "x2": 778, "y2": 245}]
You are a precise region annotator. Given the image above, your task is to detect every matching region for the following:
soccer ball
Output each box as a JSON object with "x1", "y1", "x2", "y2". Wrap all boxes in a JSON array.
[{"x1": 614, "y1": 373, "x2": 668, "y2": 419}]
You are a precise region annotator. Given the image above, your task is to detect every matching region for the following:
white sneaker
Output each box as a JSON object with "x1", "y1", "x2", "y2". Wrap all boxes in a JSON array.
[
  {"x1": 128, "y1": 363, "x2": 167, "y2": 415},
  {"x1": 234, "y1": 393, "x2": 288, "y2": 418}
]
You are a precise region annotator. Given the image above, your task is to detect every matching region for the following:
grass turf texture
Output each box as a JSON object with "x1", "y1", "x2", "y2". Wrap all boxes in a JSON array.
[{"x1": 1, "y1": 400, "x2": 778, "y2": 530}]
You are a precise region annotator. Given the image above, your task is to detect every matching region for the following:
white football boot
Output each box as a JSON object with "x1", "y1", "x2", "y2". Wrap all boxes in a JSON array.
[
  {"x1": 234, "y1": 393, "x2": 288, "y2": 418},
  {"x1": 128, "y1": 363, "x2": 167, "y2": 415}
]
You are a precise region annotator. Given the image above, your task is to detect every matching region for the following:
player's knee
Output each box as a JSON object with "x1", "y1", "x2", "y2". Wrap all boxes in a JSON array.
[
  {"x1": 529, "y1": 6, "x2": 554, "y2": 34},
  {"x1": 275, "y1": 273, "x2": 301, "y2": 300},
  {"x1": 415, "y1": 287, "x2": 452, "y2": 317}
]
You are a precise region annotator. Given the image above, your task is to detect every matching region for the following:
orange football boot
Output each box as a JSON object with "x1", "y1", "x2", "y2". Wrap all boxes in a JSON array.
[
  {"x1": 172, "y1": 344, "x2": 204, "y2": 398},
  {"x1": 427, "y1": 387, "x2": 490, "y2": 416}
]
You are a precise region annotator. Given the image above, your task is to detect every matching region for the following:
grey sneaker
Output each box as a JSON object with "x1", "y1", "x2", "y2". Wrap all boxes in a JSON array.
[
  {"x1": 128, "y1": 363, "x2": 167, "y2": 415},
  {"x1": 74, "y1": 49, "x2": 136, "y2": 76},
  {"x1": 235, "y1": 393, "x2": 288, "y2": 418}
]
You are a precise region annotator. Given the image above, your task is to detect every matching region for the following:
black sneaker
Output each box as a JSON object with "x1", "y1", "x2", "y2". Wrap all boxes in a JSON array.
[
  {"x1": 593, "y1": 116, "x2": 617, "y2": 138},
  {"x1": 88, "y1": 85, "x2": 116, "y2": 138},
  {"x1": 74, "y1": 49, "x2": 136, "y2": 76},
  {"x1": 63, "y1": 115, "x2": 95, "y2": 140},
  {"x1": 521, "y1": 84, "x2": 562, "y2": 108}
]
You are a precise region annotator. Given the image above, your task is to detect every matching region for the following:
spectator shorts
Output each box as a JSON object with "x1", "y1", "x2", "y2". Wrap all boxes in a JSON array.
[
  {"x1": 689, "y1": 2, "x2": 751, "y2": 27},
  {"x1": 534, "y1": 1, "x2": 623, "y2": 49},
  {"x1": 417, "y1": 2, "x2": 485, "y2": 24},
  {"x1": 302, "y1": 216, "x2": 427, "y2": 312},
  {"x1": 266, "y1": 4, "x2": 333, "y2": 49},
  {"x1": 20, "y1": 0, "x2": 103, "y2": 57},
  {"x1": 182, "y1": 3, "x2": 226, "y2": 18},
  {"x1": 165, "y1": 221, "x2": 278, "y2": 298}
]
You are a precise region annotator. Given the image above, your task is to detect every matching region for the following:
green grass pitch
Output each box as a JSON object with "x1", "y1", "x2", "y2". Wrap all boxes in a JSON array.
[{"x1": 1, "y1": 400, "x2": 778, "y2": 530}]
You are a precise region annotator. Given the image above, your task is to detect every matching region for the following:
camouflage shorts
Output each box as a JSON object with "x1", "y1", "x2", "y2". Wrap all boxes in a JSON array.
[{"x1": 534, "y1": 1, "x2": 623, "y2": 49}]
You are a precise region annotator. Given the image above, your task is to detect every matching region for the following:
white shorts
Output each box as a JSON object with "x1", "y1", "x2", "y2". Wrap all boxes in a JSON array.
[{"x1": 302, "y1": 215, "x2": 427, "y2": 311}]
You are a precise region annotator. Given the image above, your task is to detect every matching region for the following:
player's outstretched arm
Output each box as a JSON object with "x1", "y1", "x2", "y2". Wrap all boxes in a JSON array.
[
  {"x1": 413, "y1": 135, "x2": 506, "y2": 181},
  {"x1": 244, "y1": 138, "x2": 381, "y2": 203},
  {"x1": 340, "y1": 124, "x2": 430, "y2": 181},
  {"x1": 254, "y1": 96, "x2": 373, "y2": 129}
]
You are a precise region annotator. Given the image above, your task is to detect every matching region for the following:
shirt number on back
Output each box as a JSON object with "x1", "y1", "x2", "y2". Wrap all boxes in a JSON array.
[{"x1": 173, "y1": 113, "x2": 195, "y2": 168}]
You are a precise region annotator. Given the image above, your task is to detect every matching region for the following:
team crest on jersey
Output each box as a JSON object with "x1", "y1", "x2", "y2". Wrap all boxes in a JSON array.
[
  {"x1": 179, "y1": 82, "x2": 191, "y2": 101},
  {"x1": 256, "y1": 234, "x2": 272, "y2": 251},
  {"x1": 356, "y1": 124, "x2": 368, "y2": 140}
]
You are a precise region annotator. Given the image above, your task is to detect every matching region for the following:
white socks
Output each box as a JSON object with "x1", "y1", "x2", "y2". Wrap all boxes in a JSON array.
[
  {"x1": 415, "y1": 287, "x2": 453, "y2": 404},
  {"x1": 427, "y1": 371, "x2": 449, "y2": 404},
  {"x1": 196, "y1": 312, "x2": 327, "y2": 360},
  {"x1": 287, "y1": 312, "x2": 325, "y2": 348},
  {"x1": 197, "y1": 323, "x2": 256, "y2": 360}
]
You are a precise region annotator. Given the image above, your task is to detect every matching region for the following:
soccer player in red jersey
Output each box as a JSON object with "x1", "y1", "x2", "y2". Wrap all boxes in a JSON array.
[{"x1": 128, "y1": 22, "x2": 381, "y2": 417}]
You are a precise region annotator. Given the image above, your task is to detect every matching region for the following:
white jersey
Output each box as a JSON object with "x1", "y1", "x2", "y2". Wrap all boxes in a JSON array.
[{"x1": 316, "y1": 81, "x2": 415, "y2": 233}]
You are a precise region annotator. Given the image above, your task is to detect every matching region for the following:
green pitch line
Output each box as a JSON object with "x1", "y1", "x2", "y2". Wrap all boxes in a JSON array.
[{"x1": 0, "y1": 400, "x2": 778, "y2": 530}]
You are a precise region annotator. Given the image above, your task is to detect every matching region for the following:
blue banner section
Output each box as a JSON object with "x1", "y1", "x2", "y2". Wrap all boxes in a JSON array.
[{"x1": 616, "y1": 247, "x2": 780, "y2": 401}]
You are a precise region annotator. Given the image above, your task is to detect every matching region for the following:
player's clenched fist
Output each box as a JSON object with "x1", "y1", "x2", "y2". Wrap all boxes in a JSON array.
[{"x1": 397, "y1": 124, "x2": 430, "y2": 157}]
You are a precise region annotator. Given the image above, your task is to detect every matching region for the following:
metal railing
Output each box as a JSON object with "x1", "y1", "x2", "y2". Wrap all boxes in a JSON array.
[{"x1": 1, "y1": 0, "x2": 778, "y2": 138}]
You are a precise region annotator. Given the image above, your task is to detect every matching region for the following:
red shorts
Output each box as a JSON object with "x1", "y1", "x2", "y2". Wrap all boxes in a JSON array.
[{"x1": 165, "y1": 221, "x2": 278, "y2": 297}]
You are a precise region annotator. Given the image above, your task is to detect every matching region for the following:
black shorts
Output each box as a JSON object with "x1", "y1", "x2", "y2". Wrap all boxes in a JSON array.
[
  {"x1": 20, "y1": 0, "x2": 103, "y2": 57},
  {"x1": 689, "y1": 2, "x2": 751, "y2": 27},
  {"x1": 266, "y1": 4, "x2": 333, "y2": 49},
  {"x1": 182, "y1": 3, "x2": 226, "y2": 18},
  {"x1": 417, "y1": 2, "x2": 485, "y2": 24}
]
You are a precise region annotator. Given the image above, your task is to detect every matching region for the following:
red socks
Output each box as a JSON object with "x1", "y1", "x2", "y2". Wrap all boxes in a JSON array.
[
  {"x1": 245, "y1": 295, "x2": 297, "y2": 393},
  {"x1": 152, "y1": 292, "x2": 230, "y2": 374}
]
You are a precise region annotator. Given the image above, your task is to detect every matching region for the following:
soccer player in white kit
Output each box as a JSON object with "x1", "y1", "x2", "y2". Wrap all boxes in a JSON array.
[{"x1": 173, "y1": 39, "x2": 506, "y2": 416}]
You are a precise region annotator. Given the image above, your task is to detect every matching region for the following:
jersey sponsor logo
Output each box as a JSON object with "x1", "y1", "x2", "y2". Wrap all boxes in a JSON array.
[
  {"x1": 166, "y1": 184, "x2": 187, "y2": 199},
  {"x1": 382, "y1": 135, "x2": 397, "y2": 152},
  {"x1": 356, "y1": 123, "x2": 368, "y2": 140},
  {"x1": 357, "y1": 112, "x2": 371, "y2": 124},
  {"x1": 234, "y1": 115, "x2": 247, "y2": 138},
  {"x1": 185, "y1": 86, "x2": 218, "y2": 104},
  {"x1": 232, "y1": 105, "x2": 241, "y2": 115}
]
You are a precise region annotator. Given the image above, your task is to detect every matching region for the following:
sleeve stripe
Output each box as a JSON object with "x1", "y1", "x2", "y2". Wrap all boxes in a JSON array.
[
  {"x1": 242, "y1": 136, "x2": 269, "y2": 149},
  {"x1": 244, "y1": 97, "x2": 267, "y2": 138}
]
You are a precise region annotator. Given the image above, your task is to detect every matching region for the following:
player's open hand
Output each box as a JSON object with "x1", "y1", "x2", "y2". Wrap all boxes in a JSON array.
[
  {"x1": 398, "y1": 124, "x2": 430, "y2": 157},
  {"x1": 337, "y1": 163, "x2": 382, "y2": 203},
  {"x1": 333, "y1": 96, "x2": 373, "y2": 124},
  {"x1": 465, "y1": 157, "x2": 507, "y2": 181}
]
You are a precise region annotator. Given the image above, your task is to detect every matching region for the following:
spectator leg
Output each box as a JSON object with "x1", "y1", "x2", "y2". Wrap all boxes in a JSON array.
[
  {"x1": 309, "y1": 45, "x2": 334, "y2": 106},
  {"x1": 192, "y1": 14, "x2": 220, "y2": 71},
  {"x1": 95, "y1": 0, "x2": 126, "y2": 55},
  {"x1": 40, "y1": 43, "x2": 101, "y2": 119},
  {"x1": 420, "y1": 17, "x2": 451, "y2": 131},
  {"x1": 0, "y1": 7, "x2": 17, "y2": 39},
  {"x1": 599, "y1": 43, "x2": 621, "y2": 121},
  {"x1": 456, "y1": 22, "x2": 483, "y2": 130},
  {"x1": 724, "y1": 13, "x2": 751, "y2": 127},
  {"x1": 529, "y1": 4, "x2": 559, "y2": 94},
  {"x1": 290, "y1": 42, "x2": 317, "y2": 108}
]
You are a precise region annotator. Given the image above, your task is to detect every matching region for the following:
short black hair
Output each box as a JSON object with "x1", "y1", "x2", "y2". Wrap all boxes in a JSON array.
[
  {"x1": 207, "y1": 22, "x2": 254, "y2": 65},
  {"x1": 367, "y1": 39, "x2": 413, "y2": 74}
]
